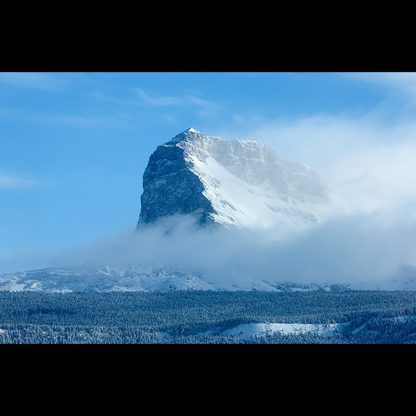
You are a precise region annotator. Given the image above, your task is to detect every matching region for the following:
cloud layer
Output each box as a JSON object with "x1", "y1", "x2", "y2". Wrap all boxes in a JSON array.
[
  {"x1": 32, "y1": 110, "x2": 416, "y2": 290},
  {"x1": 217, "y1": 112, "x2": 416, "y2": 215},
  {"x1": 17, "y1": 206, "x2": 408, "y2": 291}
]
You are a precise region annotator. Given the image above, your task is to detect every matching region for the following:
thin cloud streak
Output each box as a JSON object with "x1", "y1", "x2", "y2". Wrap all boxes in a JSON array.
[
  {"x1": 0, "y1": 173, "x2": 37, "y2": 188},
  {"x1": 0, "y1": 72, "x2": 69, "y2": 91},
  {"x1": 135, "y1": 88, "x2": 220, "y2": 117},
  {"x1": 340, "y1": 72, "x2": 416, "y2": 102},
  {"x1": 0, "y1": 106, "x2": 131, "y2": 130}
]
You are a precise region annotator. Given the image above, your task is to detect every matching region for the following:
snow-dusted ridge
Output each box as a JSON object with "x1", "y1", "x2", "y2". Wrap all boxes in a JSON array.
[
  {"x1": 0, "y1": 267, "x2": 341, "y2": 293},
  {"x1": 0, "y1": 267, "x2": 213, "y2": 293}
]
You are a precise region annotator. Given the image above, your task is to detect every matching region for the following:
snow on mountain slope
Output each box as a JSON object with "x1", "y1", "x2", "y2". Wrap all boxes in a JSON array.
[
  {"x1": 138, "y1": 128, "x2": 332, "y2": 228},
  {"x1": 0, "y1": 267, "x2": 214, "y2": 293},
  {"x1": 0, "y1": 267, "x2": 337, "y2": 293}
]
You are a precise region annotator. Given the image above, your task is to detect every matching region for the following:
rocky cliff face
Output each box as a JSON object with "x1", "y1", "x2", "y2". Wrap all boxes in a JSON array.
[{"x1": 138, "y1": 128, "x2": 331, "y2": 229}]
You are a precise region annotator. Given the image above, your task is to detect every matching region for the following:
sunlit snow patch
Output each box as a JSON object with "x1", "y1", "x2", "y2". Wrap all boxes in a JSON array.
[{"x1": 220, "y1": 322, "x2": 346, "y2": 339}]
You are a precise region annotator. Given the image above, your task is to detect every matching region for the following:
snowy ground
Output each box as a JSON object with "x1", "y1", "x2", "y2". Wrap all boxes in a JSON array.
[
  {"x1": 196, "y1": 322, "x2": 348, "y2": 340},
  {"x1": 0, "y1": 267, "x2": 214, "y2": 293},
  {"x1": 0, "y1": 267, "x2": 335, "y2": 293},
  {"x1": 221, "y1": 322, "x2": 346, "y2": 339}
]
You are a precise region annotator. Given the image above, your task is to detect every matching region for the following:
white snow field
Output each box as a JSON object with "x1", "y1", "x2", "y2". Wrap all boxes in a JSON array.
[
  {"x1": 219, "y1": 322, "x2": 347, "y2": 339},
  {"x1": 187, "y1": 139, "x2": 331, "y2": 228}
]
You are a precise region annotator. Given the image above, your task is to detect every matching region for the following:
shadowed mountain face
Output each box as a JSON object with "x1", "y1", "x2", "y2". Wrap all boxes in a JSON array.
[
  {"x1": 138, "y1": 129, "x2": 215, "y2": 226},
  {"x1": 138, "y1": 128, "x2": 331, "y2": 229}
]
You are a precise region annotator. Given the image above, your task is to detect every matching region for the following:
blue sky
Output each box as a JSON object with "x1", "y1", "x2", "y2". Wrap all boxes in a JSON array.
[{"x1": 2, "y1": 72, "x2": 416, "y2": 271}]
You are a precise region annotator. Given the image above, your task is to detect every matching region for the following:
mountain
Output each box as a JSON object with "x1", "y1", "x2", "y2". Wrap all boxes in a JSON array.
[
  {"x1": 0, "y1": 129, "x2": 337, "y2": 294},
  {"x1": 138, "y1": 128, "x2": 331, "y2": 229},
  {"x1": 1, "y1": 264, "x2": 414, "y2": 293}
]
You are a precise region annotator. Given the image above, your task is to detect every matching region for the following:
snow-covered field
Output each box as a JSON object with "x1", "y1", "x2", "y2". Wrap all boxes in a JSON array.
[
  {"x1": 220, "y1": 322, "x2": 346, "y2": 339},
  {"x1": 189, "y1": 151, "x2": 331, "y2": 229},
  {"x1": 194, "y1": 322, "x2": 348, "y2": 340}
]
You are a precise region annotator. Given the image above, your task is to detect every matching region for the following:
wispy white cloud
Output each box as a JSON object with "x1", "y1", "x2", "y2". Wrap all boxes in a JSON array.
[
  {"x1": 340, "y1": 72, "x2": 416, "y2": 102},
  {"x1": 0, "y1": 72, "x2": 70, "y2": 91},
  {"x1": 91, "y1": 88, "x2": 221, "y2": 120},
  {"x1": 0, "y1": 106, "x2": 130, "y2": 130},
  {"x1": 48, "y1": 114, "x2": 130, "y2": 129},
  {"x1": 135, "y1": 88, "x2": 219, "y2": 117},
  {"x1": 0, "y1": 173, "x2": 36, "y2": 188},
  {"x1": 215, "y1": 110, "x2": 416, "y2": 216},
  {"x1": 90, "y1": 91, "x2": 133, "y2": 106}
]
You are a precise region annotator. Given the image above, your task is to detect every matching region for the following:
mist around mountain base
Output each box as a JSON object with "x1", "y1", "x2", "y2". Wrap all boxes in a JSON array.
[
  {"x1": 2, "y1": 209, "x2": 416, "y2": 292},
  {"x1": 2, "y1": 128, "x2": 416, "y2": 292}
]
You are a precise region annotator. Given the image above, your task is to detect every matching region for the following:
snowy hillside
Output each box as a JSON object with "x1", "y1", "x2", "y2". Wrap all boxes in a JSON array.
[
  {"x1": 138, "y1": 128, "x2": 332, "y2": 229},
  {"x1": 0, "y1": 267, "x2": 338, "y2": 293},
  {"x1": 0, "y1": 267, "x2": 213, "y2": 293}
]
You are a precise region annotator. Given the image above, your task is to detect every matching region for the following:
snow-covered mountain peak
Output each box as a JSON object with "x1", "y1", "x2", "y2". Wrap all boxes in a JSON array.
[
  {"x1": 138, "y1": 129, "x2": 332, "y2": 228},
  {"x1": 185, "y1": 127, "x2": 200, "y2": 134},
  {"x1": 167, "y1": 127, "x2": 205, "y2": 144}
]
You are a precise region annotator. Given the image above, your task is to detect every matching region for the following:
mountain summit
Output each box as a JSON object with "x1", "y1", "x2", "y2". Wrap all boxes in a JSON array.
[{"x1": 138, "y1": 128, "x2": 331, "y2": 228}]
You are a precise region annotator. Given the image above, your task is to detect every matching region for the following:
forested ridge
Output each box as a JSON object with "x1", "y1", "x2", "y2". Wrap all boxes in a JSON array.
[{"x1": 1, "y1": 290, "x2": 416, "y2": 343}]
